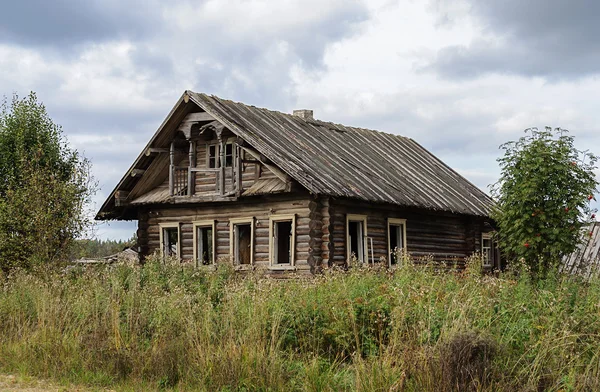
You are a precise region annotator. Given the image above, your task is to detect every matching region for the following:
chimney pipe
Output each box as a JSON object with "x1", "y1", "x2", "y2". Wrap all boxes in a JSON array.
[{"x1": 293, "y1": 109, "x2": 314, "y2": 121}]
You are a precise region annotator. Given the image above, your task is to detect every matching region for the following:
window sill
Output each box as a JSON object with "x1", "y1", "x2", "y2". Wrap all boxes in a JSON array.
[{"x1": 268, "y1": 265, "x2": 297, "y2": 271}]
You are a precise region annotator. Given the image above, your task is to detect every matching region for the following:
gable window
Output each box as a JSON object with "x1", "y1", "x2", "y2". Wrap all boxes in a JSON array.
[
  {"x1": 230, "y1": 217, "x2": 255, "y2": 266},
  {"x1": 159, "y1": 223, "x2": 180, "y2": 259},
  {"x1": 346, "y1": 214, "x2": 368, "y2": 263},
  {"x1": 225, "y1": 143, "x2": 234, "y2": 167},
  {"x1": 269, "y1": 214, "x2": 296, "y2": 267},
  {"x1": 387, "y1": 218, "x2": 407, "y2": 266},
  {"x1": 208, "y1": 144, "x2": 218, "y2": 168},
  {"x1": 207, "y1": 142, "x2": 234, "y2": 168},
  {"x1": 193, "y1": 220, "x2": 216, "y2": 266}
]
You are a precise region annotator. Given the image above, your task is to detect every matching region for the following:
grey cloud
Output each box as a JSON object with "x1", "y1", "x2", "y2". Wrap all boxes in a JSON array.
[
  {"x1": 427, "y1": 0, "x2": 600, "y2": 79},
  {"x1": 0, "y1": 0, "x2": 162, "y2": 47}
]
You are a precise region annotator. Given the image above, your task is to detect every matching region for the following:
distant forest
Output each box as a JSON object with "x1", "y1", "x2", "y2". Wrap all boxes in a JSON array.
[{"x1": 70, "y1": 236, "x2": 137, "y2": 260}]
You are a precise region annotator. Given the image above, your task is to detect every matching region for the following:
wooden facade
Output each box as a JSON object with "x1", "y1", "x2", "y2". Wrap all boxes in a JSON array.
[{"x1": 97, "y1": 91, "x2": 498, "y2": 273}]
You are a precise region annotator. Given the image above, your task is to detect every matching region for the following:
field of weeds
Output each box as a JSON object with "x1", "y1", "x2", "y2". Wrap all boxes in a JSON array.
[{"x1": 1, "y1": 256, "x2": 599, "y2": 391}]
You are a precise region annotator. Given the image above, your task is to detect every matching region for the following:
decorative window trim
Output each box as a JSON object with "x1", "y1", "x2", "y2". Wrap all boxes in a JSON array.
[
  {"x1": 229, "y1": 217, "x2": 255, "y2": 267},
  {"x1": 346, "y1": 214, "x2": 368, "y2": 263},
  {"x1": 159, "y1": 222, "x2": 181, "y2": 259},
  {"x1": 192, "y1": 220, "x2": 216, "y2": 267},
  {"x1": 206, "y1": 139, "x2": 236, "y2": 169},
  {"x1": 387, "y1": 218, "x2": 407, "y2": 267},
  {"x1": 269, "y1": 214, "x2": 296, "y2": 269}
]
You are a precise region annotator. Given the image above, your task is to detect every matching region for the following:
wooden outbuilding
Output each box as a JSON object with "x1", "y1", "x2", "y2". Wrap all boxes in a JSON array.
[{"x1": 96, "y1": 91, "x2": 497, "y2": 273}]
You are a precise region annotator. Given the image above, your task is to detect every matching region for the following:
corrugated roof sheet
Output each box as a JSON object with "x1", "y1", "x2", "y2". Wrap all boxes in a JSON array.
[{"x1": 189, "y1": 92, "x2": 494, "y2": 216}]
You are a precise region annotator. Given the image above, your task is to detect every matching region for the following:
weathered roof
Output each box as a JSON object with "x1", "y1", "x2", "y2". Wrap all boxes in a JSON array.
[
  {"x1": 97, "y1": 90, "x2": 495, "y2": 219},
  {"x1": 562, "y1": 222, "x2": 600, "y2": 279},
  {"x1": 188, "y1": 92, "x2": 494, "y2": 216}
]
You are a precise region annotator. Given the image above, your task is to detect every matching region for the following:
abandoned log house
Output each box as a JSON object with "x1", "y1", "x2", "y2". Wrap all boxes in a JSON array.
[{"x1": 96, "y1": 90, "x2": 498, "y2": 273}]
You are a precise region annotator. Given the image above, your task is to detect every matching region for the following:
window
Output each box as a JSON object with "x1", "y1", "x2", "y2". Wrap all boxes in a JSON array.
[
  {"x1": 346, "y1": 214, "x2": 368, "y2": 263},
  {"x1": 225, "y1": 143, "x2": 233, "y2": 167},
  {"x1": 387, "y1": 218, "x2": 407, "y2": 266},
  {"x1": 193, "y1": 220, "x2": 216, "y2": 266},
  {"x1": 230, "y1": 218, "x2": 255, "y2": 266},
  {"x1": 208, "y1": 144, "x2": 218, "y2": 168},
  {"x1": 482, "y1": 233, "x2": 494, "y2": 267},
  {"x1": 207, "y1": 142, "x2": 234, "y2": 168},
  {"x1": 159, "y1": 223, "x2": 180, "y2": 258},
  {"x1": 269, "y1": 214, "x2": 296, "y2": 267}
]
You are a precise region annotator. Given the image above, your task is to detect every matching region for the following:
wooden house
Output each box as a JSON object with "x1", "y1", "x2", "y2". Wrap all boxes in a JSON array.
[{"x1": 96, "y1": 91, "x2": 498, "y2": 273}]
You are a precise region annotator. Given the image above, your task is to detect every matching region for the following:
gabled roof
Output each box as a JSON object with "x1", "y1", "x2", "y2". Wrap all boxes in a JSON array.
[{"x1": 97, "y1": 90, "x2": 495, "y2": 219}]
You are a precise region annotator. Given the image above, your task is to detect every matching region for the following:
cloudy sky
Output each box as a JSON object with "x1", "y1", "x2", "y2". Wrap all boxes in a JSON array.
[{"x1": 1, "y1": 0, "x2": 599, "y2": 240}]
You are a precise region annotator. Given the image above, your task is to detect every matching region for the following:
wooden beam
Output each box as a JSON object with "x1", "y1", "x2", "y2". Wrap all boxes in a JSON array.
[
  {"x1": 177, "y1": 112, "x2": 217, "y2": 138},
  {"x1": 145, "y1": 147, "x2": 169, "y2": 156},
  {"x1": 185, "y1": 112, "x2": 214, "y2": 122},
  {"x1": 130, "y1": 169, "x2": 145, "y2": 177},
  {"x1": 239, "y1": 145, "x2": 291, "y2": 185},
  {"x1": 169, "y1": 142, "x2": 175, "y2": 196},
  {"x1": 114, "y1": 190, "x2": 130, "y2": 207},
  {"x1": 188, "y1": 140, "x2": 195, "y2": 196}
]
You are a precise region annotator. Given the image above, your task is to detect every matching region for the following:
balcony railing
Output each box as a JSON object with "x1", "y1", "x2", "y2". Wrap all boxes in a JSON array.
[{"x1": 173, "y1": 167, "x2": 189, "y2": 196}]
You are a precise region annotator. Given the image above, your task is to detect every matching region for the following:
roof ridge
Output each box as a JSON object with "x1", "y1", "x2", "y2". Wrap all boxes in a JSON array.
[{"x1": 191, "y1": 91, "x2": 412, "y2": 142}]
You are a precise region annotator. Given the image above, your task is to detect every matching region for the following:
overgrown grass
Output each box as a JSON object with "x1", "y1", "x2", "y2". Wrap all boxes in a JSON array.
[{"x1": 1, "y1": 256, "x2": 600, "y2": 391}]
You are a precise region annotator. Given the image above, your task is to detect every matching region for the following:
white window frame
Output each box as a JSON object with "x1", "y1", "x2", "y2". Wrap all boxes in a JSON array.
[
  {"x1": 346, "y1": 214, "x2": 368, "y2": 263},
  {"x1": 193, "y1": 220, "x2": 216, "y2": 267},
  {"x1": 387, "y1": 218, "x2": 407, "y2": 267},
  {"x1": 206, "y1": 142, "x2": 219, "y2": 169},
  {"x1": 159, "y1": 222, "x2": 181, "y2": 260},
  {"x1": 481, "y1": 232, "x2": 493, "y2": 267},
  {"x1": 229, "y1": 217, "x2": 255, "y2": 267},
  {"x1": 269, "y1": 214, "x2": 296, "y2": 269},
  {"x1": 206, "y1": 139, "x2": 236, "y2": 169}
]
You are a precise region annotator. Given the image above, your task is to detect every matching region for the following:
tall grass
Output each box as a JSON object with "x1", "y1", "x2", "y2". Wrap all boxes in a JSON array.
[{"x1": 1, "y1": 256, "x2": 599, "y2": 391}]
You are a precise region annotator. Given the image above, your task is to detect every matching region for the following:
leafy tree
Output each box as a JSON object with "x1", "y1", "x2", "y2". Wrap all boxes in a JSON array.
[
  {"x1": 0, "y1": 92, "x2": 95, "y2": 273},
  {"x1": 491, "y1": 127, "x2": 598, "y2": 276}
]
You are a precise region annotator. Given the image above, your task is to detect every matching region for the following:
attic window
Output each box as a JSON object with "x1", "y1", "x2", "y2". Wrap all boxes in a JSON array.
[
  {"x1": 225, "y1": 143, "x2": 233, "y2": 167},
  {"x1": 208, "y1": 145, "x2": 218, "y2": 168},
  {"x1": 207, "y1": 142, "x2": 234, "y2": 168}
]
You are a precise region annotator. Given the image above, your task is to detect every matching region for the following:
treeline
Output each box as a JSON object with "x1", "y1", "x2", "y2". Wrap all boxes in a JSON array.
[{"x1": 69, "y1": 236, "x2": 137, "y2": 260}]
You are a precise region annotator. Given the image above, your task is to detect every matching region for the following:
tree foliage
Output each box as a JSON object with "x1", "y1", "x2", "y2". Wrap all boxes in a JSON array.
[
  {"x1": 0, "y1": 92, "x2": 95, "y2": 272},
  {"x1": 491, "y1": 127, "x2": 598, "y2": 276}
]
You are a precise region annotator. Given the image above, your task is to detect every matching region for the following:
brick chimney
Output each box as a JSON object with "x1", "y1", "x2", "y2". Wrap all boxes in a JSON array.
[{"x1": 293, "y1": 109, "x2": 314, "y2": 120}]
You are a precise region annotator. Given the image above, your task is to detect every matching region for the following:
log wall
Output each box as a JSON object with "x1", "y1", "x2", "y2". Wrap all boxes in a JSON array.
[
  {"x1": 327, "y1": 198, "x2": 492, "y2": 268},
  {"x1": 137, "y1": 194, "x2": 493, "y2": 273},
  {"x1": 137, "y1": 194, "x2": 313, "y2": 272}
]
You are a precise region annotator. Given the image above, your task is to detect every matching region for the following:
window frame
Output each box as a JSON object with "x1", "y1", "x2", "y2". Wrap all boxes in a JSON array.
[
  {"x1": 206, "y1": 140, "x2": 236, "y2": 169},
  {"x1": 387, "y1": 218, "x2": 407, "y2": 267},
  {"x1": 159, "y1": 222, "x2": 181, "y2": 260},
  {"x1": 269, "y1": 214, "x2": 296, "y2": 269},
  {"x1": 229, "y1": 217, "x2": 255, "y2": 267},
  {"x1": 193, "y1": 220, "x2": 216, "y2": 267},
  {"x1": 481, "y1": 232, "x2": 494, "y2": 267},
  {"x1": 207, "y1": 143, "x2": 218, "y2": 169},
  {"x1": 346, "y1": 214, "x2": 368, "y2": 263}
]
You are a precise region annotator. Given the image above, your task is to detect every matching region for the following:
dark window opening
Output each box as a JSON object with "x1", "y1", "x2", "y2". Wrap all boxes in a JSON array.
[
  {"x1": 208, "y1": 145, "x2": 217, "y2": 168},
  {"x1": 274, "y1": 220, "x2": 292, "y2": 264},
  {"x1": 163, "y1": 227, "x2": 178, "y2": 257},
  {"x1": 197, "y1": 226, "x2": 213, "y2": 265},
  {"x1": 349, "y1": 220, "x2": 364, "y2": 262},
  {"x1": 235, "y1": 223, "x2": 251, "y2": 265},
  {"x1": 225, "y1": 143, "x2": 233, "y2": 167},
  {"x1": 389, "y1": 224, "x2": 404, "y2": 265}
]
